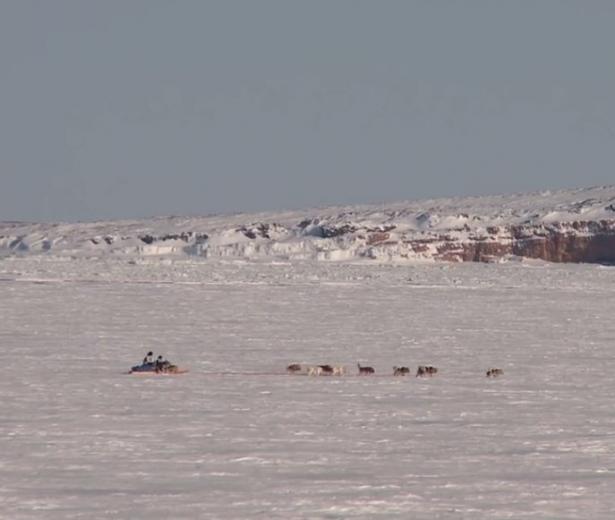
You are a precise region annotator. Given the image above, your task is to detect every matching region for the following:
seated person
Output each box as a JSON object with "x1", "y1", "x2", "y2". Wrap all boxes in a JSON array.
[{"x1": 155, "y1": 355, "x2": 172, "y2": 372}]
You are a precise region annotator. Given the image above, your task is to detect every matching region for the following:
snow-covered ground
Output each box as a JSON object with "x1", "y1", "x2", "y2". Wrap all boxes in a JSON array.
[{"x1": 1, "y1": 257, "x2": 615, "y2": 519}]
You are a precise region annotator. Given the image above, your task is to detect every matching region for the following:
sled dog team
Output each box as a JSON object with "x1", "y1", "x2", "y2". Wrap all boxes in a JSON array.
[
  {"x1": 288, "y1": 363, "x2": 504, "y2": 378},
  {"x1": 132, "y1": 353, "x2": 503, "y2": 378}
]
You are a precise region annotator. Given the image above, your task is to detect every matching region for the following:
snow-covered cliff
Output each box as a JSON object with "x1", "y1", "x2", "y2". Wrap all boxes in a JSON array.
[{"x1": 2, "y1": 185, "x2": 615, "y2": 264}]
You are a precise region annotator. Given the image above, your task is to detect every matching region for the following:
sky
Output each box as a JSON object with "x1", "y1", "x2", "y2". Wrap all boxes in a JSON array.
[{"x1": 1, "y1": 1, "x2": 614, "y2": 222}]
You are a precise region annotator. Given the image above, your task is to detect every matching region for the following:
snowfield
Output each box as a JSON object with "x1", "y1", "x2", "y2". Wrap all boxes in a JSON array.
[{"x1": 1, "y1": 256, "x2": 615, "y2": 519}]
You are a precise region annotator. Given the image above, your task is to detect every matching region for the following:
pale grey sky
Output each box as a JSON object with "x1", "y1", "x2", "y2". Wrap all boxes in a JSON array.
[{"x1": 1, "y1": 0, "x2": 614, "y2": 221}]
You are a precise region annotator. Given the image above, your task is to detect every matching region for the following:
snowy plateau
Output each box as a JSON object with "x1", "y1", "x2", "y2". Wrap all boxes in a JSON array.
[
  {"x1": 2, "y1": 185, "x2": 615, "y2": 264},
  {"x1": 1, "y1": 186, "x2": 615, "y2": 519}
]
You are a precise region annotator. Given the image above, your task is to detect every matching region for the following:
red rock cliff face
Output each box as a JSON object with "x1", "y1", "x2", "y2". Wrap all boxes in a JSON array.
[{"x1": 422, "y1": 220, "x2": 615, "y2": 264}]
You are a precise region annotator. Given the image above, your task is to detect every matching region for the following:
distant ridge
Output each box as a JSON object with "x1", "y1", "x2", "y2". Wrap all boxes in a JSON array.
[{"x1": 2, "y1": 185, "x2": 615, "y2": 264}]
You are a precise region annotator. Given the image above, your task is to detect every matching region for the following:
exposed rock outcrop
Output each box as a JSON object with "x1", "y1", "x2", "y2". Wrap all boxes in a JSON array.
[{"x1": 417, "y1": 220, "x2": 615, "y2": 264}]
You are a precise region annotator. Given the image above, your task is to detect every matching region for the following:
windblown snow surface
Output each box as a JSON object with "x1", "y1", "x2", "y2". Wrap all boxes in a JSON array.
[{"x1": 1, "y1": 254, "x2": 615, "y2": 519}]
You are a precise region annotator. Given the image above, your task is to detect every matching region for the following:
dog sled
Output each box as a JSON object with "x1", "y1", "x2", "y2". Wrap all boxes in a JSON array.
[{"x1": 129, "y1": 361, "x2": 188, "y2": 375}]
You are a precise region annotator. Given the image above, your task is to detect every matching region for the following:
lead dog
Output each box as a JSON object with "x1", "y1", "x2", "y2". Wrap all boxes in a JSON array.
[{"x1": 486, "y1": 368, "x2": 504, "y2": 378}]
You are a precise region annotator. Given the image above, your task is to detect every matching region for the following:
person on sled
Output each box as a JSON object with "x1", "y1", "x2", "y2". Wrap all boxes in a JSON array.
[{"x1": 155, "y1": 355, "x2": 172, "y2": 373}]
